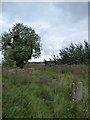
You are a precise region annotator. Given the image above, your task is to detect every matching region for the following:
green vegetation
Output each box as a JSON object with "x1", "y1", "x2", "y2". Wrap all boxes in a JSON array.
[
  {"x1": 59, "y1": 41, "x2": 90, "y2": 64},
  {"x1": 2, "y1": 64, "x2": 88, "y2": 118},
  {"x1": 2, "y1": 23, "x2": 41, "y2": 68},
  {"x1": 1, "y1": 23, "x2": 90, "y2": 68},
  {"x1": 1, "y1": 23, "x2": 89, "y2": 118},
  {"x1": 44, "y1": 41, "x2": 90, "y2": 65}
]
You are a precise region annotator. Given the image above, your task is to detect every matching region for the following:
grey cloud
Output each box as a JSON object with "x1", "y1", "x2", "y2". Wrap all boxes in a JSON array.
[
  {"x1": 2, "y1": 2, "x2": 58, "y2": 24},
  {"x1": 54, "y1": 2, "x2": 88, "y2": 23},
  {"x1": 1, "y1": 2, "x2": 88, "y2": 62}
]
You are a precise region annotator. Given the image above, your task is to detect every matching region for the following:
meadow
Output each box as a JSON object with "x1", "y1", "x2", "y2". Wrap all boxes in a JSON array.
[{"x1": 2, "y1": 64, "x2": 88, "y2": 118}]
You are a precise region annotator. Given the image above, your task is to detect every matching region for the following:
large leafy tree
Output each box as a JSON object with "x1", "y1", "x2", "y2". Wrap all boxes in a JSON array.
[{"x1": 2, "y1": 23, "x2": 41, "y2": 67}]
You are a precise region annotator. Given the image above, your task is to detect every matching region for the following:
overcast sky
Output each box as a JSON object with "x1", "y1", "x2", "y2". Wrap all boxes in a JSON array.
[{"x1": 0, "y1": 2, "x2": 88, "y2": 62}]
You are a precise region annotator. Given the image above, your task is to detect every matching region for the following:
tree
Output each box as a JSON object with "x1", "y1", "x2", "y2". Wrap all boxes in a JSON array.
[
  {"x1": 49, "y1": 41, "x2": 90, "y2": 65},
  {"x1": 2, "y1": 23, "x2": 41, "y2": 67},
  {"x1": 84, "y1": 40, "x2": 90, "y2": 64},
  {"x1": 59, "y1": 41, "x2": 90, "y2": 65}
]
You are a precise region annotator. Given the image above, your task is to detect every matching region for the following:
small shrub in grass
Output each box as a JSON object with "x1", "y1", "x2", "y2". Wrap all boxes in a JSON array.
[
  {"x1": 60, "y1": 66, "x2": 73, "y2": 74},
  {"x1": 40, "y1": 76, "x2": 49, "y2": 85}
]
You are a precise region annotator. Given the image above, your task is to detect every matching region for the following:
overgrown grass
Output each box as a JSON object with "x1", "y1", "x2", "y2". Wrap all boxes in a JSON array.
[{"x1": 2, "y1": 64, "x2": 88, "y2": 118}]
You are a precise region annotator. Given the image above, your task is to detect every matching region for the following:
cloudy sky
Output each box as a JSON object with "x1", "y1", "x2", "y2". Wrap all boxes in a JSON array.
[{"x1": 0, "y1": 2, "x2": 88, "y2": 62}]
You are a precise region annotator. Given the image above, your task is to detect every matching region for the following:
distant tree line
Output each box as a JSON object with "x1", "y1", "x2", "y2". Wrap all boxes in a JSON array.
[
  {"x1": 44, "y1": 41, "x2": 90, "y2": 65},
  {"x1": 1, "y1": 22, "x2": 89, "y2": 67}
]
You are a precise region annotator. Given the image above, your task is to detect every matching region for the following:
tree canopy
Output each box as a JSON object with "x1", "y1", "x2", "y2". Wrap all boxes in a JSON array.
[
  {"x1": 2, "y1": 23, "x2": 41, "y2": 67},
  {"x1": 59, "y1": 41, "x2": 90, "y2": 64},
  {"x1": 44, "y1": 41, "x2": 90, "y2": 65}
]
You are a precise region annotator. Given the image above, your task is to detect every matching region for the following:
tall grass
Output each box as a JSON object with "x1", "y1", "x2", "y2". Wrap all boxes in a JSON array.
[{"x1": 2, "y1": 64, "x2": 88, "y2": 118}]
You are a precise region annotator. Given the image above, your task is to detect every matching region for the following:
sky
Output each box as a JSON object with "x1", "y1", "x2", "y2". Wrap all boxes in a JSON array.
[{"x1": 0, "y1": 2, "x2": 88, "y2": 62}]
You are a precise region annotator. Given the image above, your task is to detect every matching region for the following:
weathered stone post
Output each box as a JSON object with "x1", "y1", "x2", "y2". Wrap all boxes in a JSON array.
[
  {"x1": 72, "y1": 82, "x2": 83, "y2": 101},
  {"x1": 76, "y1": 82, "x2": 83, "y2": 101}
]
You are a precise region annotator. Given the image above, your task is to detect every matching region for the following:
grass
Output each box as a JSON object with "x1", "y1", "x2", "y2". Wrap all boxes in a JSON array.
[{"x1": 2, "y1": 64, "x2": 88, "y2": 118}]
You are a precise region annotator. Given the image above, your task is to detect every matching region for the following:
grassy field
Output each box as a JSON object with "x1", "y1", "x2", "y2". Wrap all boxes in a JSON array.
[{"x1": 2, "y1": 64, "x2": 88, "y2": 118}]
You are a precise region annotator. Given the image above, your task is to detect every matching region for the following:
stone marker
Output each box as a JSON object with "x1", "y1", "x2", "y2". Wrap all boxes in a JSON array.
[
  {"x1": 76, "y1": 82, "x2": 83, "y2": 101},
  {"x1": 72, "y1": 82, "x2": 83, "y2": 101}
]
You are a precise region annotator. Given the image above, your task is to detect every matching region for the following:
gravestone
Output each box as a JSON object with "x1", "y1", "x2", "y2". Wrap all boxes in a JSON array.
[
  {"x1": 76, "y1": 82, "x2": 83, "y2": 101},
  {"x1": 72, "y1": 82, "x2": 83, "y2": 101}
]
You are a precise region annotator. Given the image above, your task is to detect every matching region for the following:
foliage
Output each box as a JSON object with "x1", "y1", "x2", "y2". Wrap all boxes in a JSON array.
[
  {"x1": 59, "y1": 41, "x2": 90, "y2": 64},
  {"x1": 2, "y1": 23, "x2": 41, "y2": 67},
  {"x1": 45, "y1": 41, "x2": 90, "y2": 66},
  {"x1": 2, "y1": 64, "x2": 88, "y2": 118}
]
